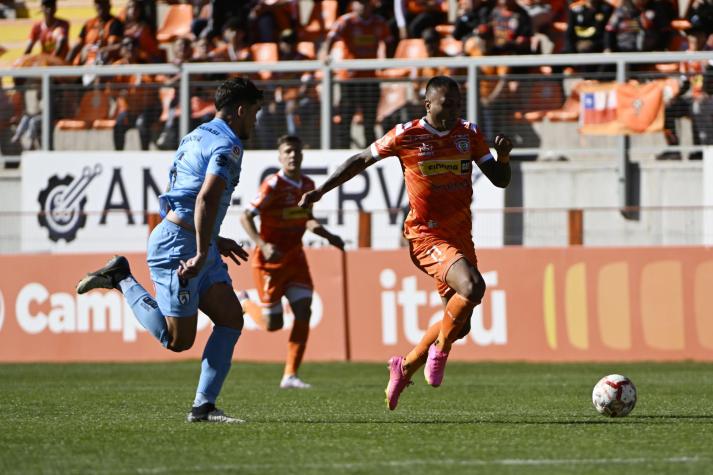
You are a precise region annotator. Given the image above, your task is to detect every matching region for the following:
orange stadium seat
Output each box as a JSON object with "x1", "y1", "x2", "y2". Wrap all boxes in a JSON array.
[
  {"x1": 300, "y1": 0, "x2": 339, "y2": 42},
  {"x1": 157, "y1": 4, "x2": 193, "y2": 44},
  {"x1": 376, "y1": 83, "x2": 410, "y2": 123},
  {"x1": 297, "y1": 41, "x2": 316, "y2": 59},
  {"x1": 250, "y1": 43, "x2": 279, "y2": 80},
  {"x1": 56, "y1": 89, "x2": 113, "y2": 130},
  {"x1": 159, "y1": 87, "x2": 177, "y2": 123},
  {"x1": 440, "y1": 38, "x2": 462, "y2": 56},
  {"x1": 380, "y1": 39, "x2": 427, "y2": 78}
]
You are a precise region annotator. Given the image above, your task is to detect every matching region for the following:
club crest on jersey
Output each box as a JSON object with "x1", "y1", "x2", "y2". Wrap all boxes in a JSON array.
[
  {"x1": 418, "y1": 143, "x2": 434, "y2": 157},
  {"x1": 231, "y1": 146, "x2": 241, "y2": 158},
  {"x1": 454, "y1": 138, "x2": 470, "y2": 153},
  {"x1": 178, "y1": 289, "x2": 190, "y2": 305}
]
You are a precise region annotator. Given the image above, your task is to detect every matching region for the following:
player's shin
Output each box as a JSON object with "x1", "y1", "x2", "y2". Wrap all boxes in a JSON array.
[
  {"x1": 285, "y1": 319, "x2": 310, "y2": 376},
  {"x1": 118, "y1": 276, "x2": 170, "y2": 347},
  {"x1": 436, "y1": 293, "x2": 477, "y2": 353},
  {"x1": 194, "y1": 326, "x2": 241, "y2": 407},
  {"x1": 403, "y1": 321, "x2": 440, "y2": 377}
]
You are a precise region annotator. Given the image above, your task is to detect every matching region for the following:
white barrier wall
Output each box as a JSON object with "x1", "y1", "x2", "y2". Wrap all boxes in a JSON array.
[{"x1": 20, "y1": 151, "x2": 504, "y2": 253}]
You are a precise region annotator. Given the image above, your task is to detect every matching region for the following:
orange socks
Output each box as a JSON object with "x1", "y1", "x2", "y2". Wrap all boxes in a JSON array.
[
  {"x1": 436, "y1": 293, "x2": 477, "y2": 353},
  {"x1": 284, "y1": 319, "x2": 310, "y2": 376},
  {"x1": 403, "y1": 321, "x2": 440, "y2": 378}
]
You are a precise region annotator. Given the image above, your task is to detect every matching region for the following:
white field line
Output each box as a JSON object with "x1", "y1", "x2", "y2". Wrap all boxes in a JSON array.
[{"x1": 126, "y1": 456, "x2": 705, "y2": 474}]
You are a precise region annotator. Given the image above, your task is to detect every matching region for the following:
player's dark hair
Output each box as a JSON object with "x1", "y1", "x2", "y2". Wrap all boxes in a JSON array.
[
  {"x1": 214, "y1": 77, "x2": 264, "y2": 111},
  {"x1": 425, "y1": 76, "x2": 460, "y2": 96},
  {"x1": 277, "y1": 134, "x2": 303, "y2": 148}
]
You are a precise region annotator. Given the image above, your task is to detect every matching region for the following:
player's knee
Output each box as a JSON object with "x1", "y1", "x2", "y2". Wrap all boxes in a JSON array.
[
  {"x1": 168, "y1": 338, "x2": 194, "y2": 353},
  {"x1": 461, "y1": 275, "x2": 486, "y2": 304}
]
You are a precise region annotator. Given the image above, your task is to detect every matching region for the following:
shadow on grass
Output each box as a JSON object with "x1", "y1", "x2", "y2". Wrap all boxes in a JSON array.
[{"x1": 257, "y1": 415, "x2": 713, "y2": 425}]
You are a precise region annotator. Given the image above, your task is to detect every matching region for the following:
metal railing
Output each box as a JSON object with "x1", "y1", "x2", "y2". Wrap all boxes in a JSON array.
[{"x1": 1, "y1": 50, "x2": 711, "y2": 151}]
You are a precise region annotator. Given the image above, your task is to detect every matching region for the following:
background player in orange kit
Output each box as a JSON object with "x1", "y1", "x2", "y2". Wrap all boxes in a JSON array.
[
  {"x1": 240, "y1": 135, "x2": 345, "y2": 389},
  {"x1": 299, "y1": 75, "x2": 512, "y2": 409}
]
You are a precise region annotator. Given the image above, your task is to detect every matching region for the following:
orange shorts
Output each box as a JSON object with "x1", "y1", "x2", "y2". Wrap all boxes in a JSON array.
[
  {"x1": 251, "y1": 250, "x2": 313, "y2": 305},
  {"x1": 409, "y1": 234, "x2": 478, "y2": 298}
]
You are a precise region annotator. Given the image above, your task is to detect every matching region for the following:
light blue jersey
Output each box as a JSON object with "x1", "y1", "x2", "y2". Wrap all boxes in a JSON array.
[
  {"x1": 149, "y1": 118, "x2": 243, "y2": 317},
  {"x1": 159, "y1": 118, "x2": 243, "y2": 239}
]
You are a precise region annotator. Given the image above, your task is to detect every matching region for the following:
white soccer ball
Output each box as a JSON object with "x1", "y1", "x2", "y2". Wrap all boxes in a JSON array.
[{"x1": 592, "y1": 374, "x2": 637, "y2": 417}]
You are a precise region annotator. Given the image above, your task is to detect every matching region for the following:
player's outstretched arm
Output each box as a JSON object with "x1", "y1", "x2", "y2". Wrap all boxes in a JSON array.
[
  {"x1": 178, "y1": 174, "x2": 225, "y2": 279},
  {"x1": 298, "y1": 149, "x2": 377, "y2": 209},
  {"x1": 306, "y1": 219, "x2": 345, "y2": 251},
  {"x1": 478, "y1": 134, "x2": 512, "y2": 188}
]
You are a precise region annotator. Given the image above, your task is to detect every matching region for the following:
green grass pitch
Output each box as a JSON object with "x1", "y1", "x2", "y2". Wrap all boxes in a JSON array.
[{"x1": 1, "y1": 362, "x2": 712, "y2": 474}]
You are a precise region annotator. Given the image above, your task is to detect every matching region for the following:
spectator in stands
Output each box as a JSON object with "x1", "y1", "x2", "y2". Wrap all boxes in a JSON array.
[
  {"x1": 321, "y1": 0, "x2": 392, "y2": 148},
  {"x1": 249, "y1": 0, "x2": 299, "y2": 43},
  {"x1": 121, "y1": 0, "x2": 161, "y2": 63},
  {"x1": 24, "y1": 0, "x2": 70, "y2": 59},
  {"x1": 156, "y1": 37, "x2": 193, "y2": 150},
  {"x1": 480, "y1": 0, "x2": 533, "y2": 55},
  {"x1": 210, "y1": 18, "x2": 252, "y2": 62},
  {"x1": 687, "y1": 0, "x2": 713, "y2": 49},
  {"x1": 256, "y1": 29, "x2": 319, "y2": 148},
  {"x1": 190, "y1": 0, "x2": 210, "y2": 39},
  {"x1": 564, "y1": 0, "x2": 613, "y2": 54},
  {"x1": 659, "y1": 36, "x2": 713, "y2": 160},
  {"x1": 394, "y1": 0, "x2": 447, "y2": 40},
  {"x1": 111, "y1": 37, "x2": 159, "y2": 151},
  {"x1": 605, "y1": 0, "x2": 676, "y2": 53},
  {"x1": 66, "y1": 0, "x2": 124, "y2": 65},
  {"x1": 453, "y1": 0, "x2": 494, "y2": 41},
  {"x1": 196, "y1": 0, "x2": 246, "y2": 40}
]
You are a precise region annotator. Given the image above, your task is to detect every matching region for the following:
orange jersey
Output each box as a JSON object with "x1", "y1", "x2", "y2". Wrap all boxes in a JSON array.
[
  {"x1": 370, "y1": 118, "x2": 492, "y2": 241},
  {"x1": 249, "y1": 171, "x2": 315, "y2": 263}
]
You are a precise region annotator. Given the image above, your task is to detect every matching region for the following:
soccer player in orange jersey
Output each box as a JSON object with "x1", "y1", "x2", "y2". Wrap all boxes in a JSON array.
[
  {"x1": 241, "y1": 135, "x2": 345, "y2": 389},
  {"x1": 299, "y1": 75, "x2": 512, "y2": 409}
]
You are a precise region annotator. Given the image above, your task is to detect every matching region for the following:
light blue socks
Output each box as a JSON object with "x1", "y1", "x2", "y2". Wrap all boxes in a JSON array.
[
  {"x1": 119, "y1": 276, "x2": 170, "y2": 348},
  {"x1": 194, "y1": 325, "x2": 241, "y2": 407}
]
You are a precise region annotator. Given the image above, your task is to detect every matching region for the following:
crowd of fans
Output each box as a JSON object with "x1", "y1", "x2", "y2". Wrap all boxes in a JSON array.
[{"x1": 3, "y1": 0, "x2": 712, "y2": 156}]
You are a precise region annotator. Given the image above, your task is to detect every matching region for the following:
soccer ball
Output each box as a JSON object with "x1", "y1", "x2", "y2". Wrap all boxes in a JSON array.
[{"x1": 591, "y1": 374, "x2": 637, "y2": 417}]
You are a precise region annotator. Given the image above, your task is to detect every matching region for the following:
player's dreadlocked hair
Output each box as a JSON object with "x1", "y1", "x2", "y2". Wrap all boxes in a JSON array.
[
  {"x1": 215, "y1": 77, "x2": 264, "y2": 111},
  {"x1": 425, "y1": 75, "x2": 460, "y2": 96}
]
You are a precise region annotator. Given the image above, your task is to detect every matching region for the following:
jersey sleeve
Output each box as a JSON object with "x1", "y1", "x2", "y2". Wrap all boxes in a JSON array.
[
  {"x1": 248, "y1": 176, "x2": 278, "y2": 216},
  {"x1": 468, "y1": 123, "x2": 494, "y2": 164},
  {"x1": 206, "y1": 141, "x2": 240, "y2": 185},
  {"x1": 370, "y1": 125, "x2": 401, "y2": 160}
]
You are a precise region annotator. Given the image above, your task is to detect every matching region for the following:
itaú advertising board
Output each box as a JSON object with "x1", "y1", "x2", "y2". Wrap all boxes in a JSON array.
[
  {"x1": 0, "y1": 249, "x2": 347, "y2": 362},
  {"x1": 20, "y1": 151, "x2": 504, "y2": 253}
]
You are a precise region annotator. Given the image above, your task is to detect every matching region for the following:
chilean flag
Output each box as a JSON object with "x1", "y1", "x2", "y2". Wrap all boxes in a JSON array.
[{"x1": 581, "y1": 87, "x2": 617, "y2": 126}]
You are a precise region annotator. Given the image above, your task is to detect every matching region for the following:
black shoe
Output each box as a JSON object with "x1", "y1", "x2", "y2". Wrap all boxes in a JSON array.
[
  {"x1": 187, "y1": 403, "x2": 244, "y2": 423},
  {"x1": 656, "y1": 151, "x2": 682, "y2": 160},
  {"x1": 76, "y1": 255, "x2": 131, "y2": 294}
]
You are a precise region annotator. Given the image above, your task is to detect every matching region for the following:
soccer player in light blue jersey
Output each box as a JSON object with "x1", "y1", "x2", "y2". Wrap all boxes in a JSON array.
[{"x1": 77, "y1": 77, "x2": 263, "y2": 423}]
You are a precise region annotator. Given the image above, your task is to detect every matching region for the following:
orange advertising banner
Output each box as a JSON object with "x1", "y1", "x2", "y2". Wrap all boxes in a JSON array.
[
  {"x1": 0, "y1": 250, "x2": 347, "y2": 363},
  {"x1": 345, "y1": 247, "x2": 713, "y2": 362},
  {"x1": 1, "y1": 247, "x2": 712, "y2": 362}
]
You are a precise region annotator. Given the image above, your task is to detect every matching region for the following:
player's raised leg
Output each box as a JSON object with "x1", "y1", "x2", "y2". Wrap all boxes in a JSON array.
[
  {"x1": 424, "y1": 259, "x2": 484, "y2": 387},
  {"x1": 77, "y1": 255, "x2": 171, "y2": 348},
  {"x1": 188, "y1": 281, "x2": 245, "y2": 423}
]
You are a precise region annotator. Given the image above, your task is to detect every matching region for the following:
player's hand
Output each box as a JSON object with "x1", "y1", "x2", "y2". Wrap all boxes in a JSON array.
[
  {"x1": 216, "y1": 237, "x2": 250, "y2": 266},
  {"x1": 260, "y1": 242, "x2": 282, "y2": 263},
  {"x1": 298, "y1": 189, "x2": 323, "y2": 209},
  {"x1": 178, "y1": 254, "x2": 206, "y2": 280},
  {"x1": 494, "y1": 134, "x2": 512, "y2": 163},
  {"x1": 327, "y1": 234, "x2": 345, "y2": 251}
]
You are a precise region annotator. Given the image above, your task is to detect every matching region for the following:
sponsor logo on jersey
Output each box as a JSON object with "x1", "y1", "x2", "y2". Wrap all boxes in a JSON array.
[
  {"x1": 418, "y1": 143, "x2": 434, "y2": 157},
  {"x1": 283, "y1": 206, "x2": 310, "y2": 220},
  {"x1": 418, "y1": 158, "x2": 472, "y2": 176}
]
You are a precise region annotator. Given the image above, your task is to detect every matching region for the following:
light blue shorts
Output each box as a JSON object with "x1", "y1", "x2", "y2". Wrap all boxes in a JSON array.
[{"x1": 147, "y1": 220, "x2": 232, "y2": 317}]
